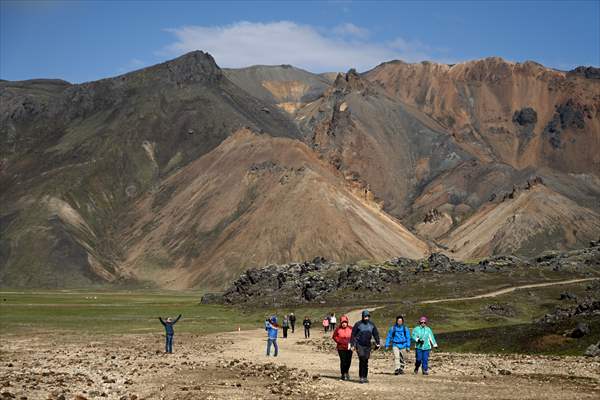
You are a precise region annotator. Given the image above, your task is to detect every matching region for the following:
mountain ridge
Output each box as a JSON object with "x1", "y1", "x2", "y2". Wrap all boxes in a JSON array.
[{"x1": 1, "y1": 51, "x2": 598, "y2": 289}]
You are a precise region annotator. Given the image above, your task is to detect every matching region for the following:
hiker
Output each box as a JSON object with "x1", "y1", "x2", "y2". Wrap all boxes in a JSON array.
[
  {"x1": 412, "y1": 316, "x2": 438, "y2": 375},
  {"x1": 322, "y1": 316, "x2": 330, "y2": 333},
  {"x1": 303, "y1": 316, "x2": 312, "y2": 338},
  {"x1": 350, "y1": 310, "x2": 381, "y2": 384},
  {"x1": 266, "y1": 316, "x2": 279, "y2": 357},
  {"x1": 330, "y1": 313, "x2": 337, "y2": 331},
  {"x1": 289, "y1": 312, "x2": 296, "y2": 333},
  {"x1": 385, "y1": 315, "x2": 411, "y2": 375},
  {"x1": 282, "y1": 315, "x2": 290, "y2": 338},
  {"x1": 332, "y1": 315, "x2": 353, "y2": 381},
  {"x1": 158, "y1": 314, "x2": 181, "y2": 353}
]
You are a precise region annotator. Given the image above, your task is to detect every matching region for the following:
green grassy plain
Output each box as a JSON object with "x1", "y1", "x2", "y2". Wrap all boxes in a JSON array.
[
  {"x1": 1, "y1": 275, "x2": 597, "y2": 355},
  {"x1": 0, "y1": 289, "x2": 343, "y2": 336}
]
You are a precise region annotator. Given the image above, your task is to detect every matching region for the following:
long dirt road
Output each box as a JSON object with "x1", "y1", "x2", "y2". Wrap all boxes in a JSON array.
[{"x1": 420, "y1": 278, "x2": 598, "y2": 304}]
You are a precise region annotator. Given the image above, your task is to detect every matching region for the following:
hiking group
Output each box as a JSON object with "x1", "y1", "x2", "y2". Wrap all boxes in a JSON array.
[
  {"x1": 157, "y1": 309, "x2": 436, "y2": 384},
  {"x1": 333, "y1": 311, "x2": 437, "y2": 382},
  {"x1": 263, "y1": 309, "x2": 437, "y2": 384}
]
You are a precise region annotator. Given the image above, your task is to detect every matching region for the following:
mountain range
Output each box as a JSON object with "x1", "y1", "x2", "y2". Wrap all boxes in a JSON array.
[{"x1": 1, "y1": 51, "x2": 598, "y2": 289}]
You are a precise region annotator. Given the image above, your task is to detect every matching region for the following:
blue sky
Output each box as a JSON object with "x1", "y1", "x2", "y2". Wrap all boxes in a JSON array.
[{"x1": 1, "y1": 0, "x2": 599, "y2": 83}]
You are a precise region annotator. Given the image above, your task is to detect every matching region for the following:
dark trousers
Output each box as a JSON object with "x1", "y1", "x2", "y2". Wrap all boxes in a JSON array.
[
  {"x1": 304, "y1": 327, "x2": 310, "y2": 338},
  {"x1": 356, "y1": 344, "x2": 371, "y2": 378},
  {"x1": 338, "y1": 350, "x2": 352, "y2": 375},
  {"x1": 415, "y1": 349, "x2": 430, "y2": 372},
  {"x1": 330, "y1": 323, "x2": 336, "y2": 331},
  {"x1": 291, "y1": 322, "x2": 295, "y2": 333},
  {"x1": 283, "y1": 327, "x2": 288, "y2": 338},
  {"x1": 165, "y1": 334, "x2": 173, "y2": 353},
  {"x1": 358, "y1": 356, "x2": 369, "y2": 378}
]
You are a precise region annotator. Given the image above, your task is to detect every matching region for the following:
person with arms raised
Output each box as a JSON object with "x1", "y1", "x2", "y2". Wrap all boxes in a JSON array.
[{"x1": 158, "y1": 314, "x2": 181, "y2": 354}]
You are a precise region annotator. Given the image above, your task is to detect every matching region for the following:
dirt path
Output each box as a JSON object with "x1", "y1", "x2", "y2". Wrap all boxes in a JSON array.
[
  {"x1": 212, "y1": 302, "x2": 600, "y2": 399},
  {"x1": 2, "y1": 282, "x2": 600, "y2": 399},
  {"x1": 420, "y1": 278, "x2": 598, "y2": 304}
]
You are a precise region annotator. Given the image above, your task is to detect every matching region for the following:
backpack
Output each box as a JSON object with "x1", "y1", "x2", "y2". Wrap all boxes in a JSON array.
[{"x1": 391, "y1": 325, "x2": 409, "y2": 344}]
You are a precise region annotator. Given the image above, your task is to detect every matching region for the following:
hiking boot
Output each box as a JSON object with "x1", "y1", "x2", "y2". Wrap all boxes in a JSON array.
[
  {"x1": 340, "y1": 374, "x2": 345, "y2": 381},
  {"x1": 394, "y1": 369, "x2": 401, "y2": 375},
  {"x1": 414, "y1": 368, "x2": 419, "y2": 374},
  {"x1": 398, "y1": 369, "x2": 405, "y2": 375},
  {"x1": 345, "y1": 373, "x2": 350, "y2": 381},
  {"x1": 359, "y1": 377, "x2": 365, "y2": 384},
  {"x1": 423, "y1": 370, "x2": 429, "y2": 376},
  {"x1": 364, "y1": 378, "x2": 369, "y2": 384}
]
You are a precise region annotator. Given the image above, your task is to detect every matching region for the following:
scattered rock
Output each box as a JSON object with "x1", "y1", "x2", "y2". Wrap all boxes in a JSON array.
[
  {"x1": 584, "y1": 342, "x2": 600, "y2": 357},
  {"x1": 211, "y1": 244, "x2": 600, "y2": 305},
  {"x1": 567, "y1": 322, "x2": 590, "y2": 338},
  {"x1": 423, "y1": 208, "x2": 443, "y2": 223},
  {"x1": 559, "y1": 292, "x2": 577, "y2": 301},
  {"x1": 512, "y1": 107, "x2": 537, "y2": 126},
  {"x1": 483, "y1": 303, "x2": 516, "y2": 317}
]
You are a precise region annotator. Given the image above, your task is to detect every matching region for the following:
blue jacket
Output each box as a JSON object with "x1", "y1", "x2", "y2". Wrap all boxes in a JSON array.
[
  {"x1": 266, "y1": 322, "x2": 278, "y2": 339},
  {"x1": 159, "y1": 314, "x2": 181, "y2": 335},
  {"x1": 385, "y1": 324, "x2": 411, "y2": 349}
]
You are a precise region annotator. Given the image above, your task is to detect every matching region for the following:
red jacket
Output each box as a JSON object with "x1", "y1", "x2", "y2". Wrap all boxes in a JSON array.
[{"x1": 332, "y1": 316, "x2": 353, "y2": 350}]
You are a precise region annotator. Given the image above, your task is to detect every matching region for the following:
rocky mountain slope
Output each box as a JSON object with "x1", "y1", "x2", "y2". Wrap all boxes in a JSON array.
[
  {"x1": 0, "y1": 51, "x2": 598, "y2": 288},
  {"x1": 119, "y1": 128, "x2": 428, "y2": 289},
  {"x1": 0, "y1": 51, "x2": 300, "y2": 287}
]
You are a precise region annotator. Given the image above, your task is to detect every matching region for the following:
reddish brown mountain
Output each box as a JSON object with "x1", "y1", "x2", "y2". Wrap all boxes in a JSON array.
[{"x1": 1, "y1": 52, "x2": 598, "y2": 288}]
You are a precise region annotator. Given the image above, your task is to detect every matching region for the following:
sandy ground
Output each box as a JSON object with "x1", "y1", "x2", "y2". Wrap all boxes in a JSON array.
[{"x1": 1, "y1": 305, "x2": 599, "y2": 400}]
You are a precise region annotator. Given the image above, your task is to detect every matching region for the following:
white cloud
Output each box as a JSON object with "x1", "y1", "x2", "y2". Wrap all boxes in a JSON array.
[
  {"x1": 332, "y1": 23, "x2": 370, "y2": 39},
  {"x1": 160, "y1": 21, "x2": 449, "y2": 72}
]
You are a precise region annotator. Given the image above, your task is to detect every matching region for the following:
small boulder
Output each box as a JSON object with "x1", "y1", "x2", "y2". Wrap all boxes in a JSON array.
[
  {"x1": 559, "y1": 292, "x2": 577, "y2": 301},
  {"x1": 584, "y1": 342, "x2": 600, "y2": 357},
  {"x1": 568, "y1": 322, "x2": 590, "y2": 338}
]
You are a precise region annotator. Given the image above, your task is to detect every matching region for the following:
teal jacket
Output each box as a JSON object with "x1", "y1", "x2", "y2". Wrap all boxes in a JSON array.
[{"x1": 411, "y1": 325, "x2": 437, "y2": 350}]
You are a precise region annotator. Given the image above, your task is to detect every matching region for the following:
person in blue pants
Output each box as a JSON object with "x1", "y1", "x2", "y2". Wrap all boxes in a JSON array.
[
  {"x1": 159, "y1": 314, "x2": 182, "y2": 353},
  {"x1": 266, "y1": 316, "x2": 279, "y2": 356},
  {"x1": 411, "y1": 316, "x2": 438, "y2": 375}
]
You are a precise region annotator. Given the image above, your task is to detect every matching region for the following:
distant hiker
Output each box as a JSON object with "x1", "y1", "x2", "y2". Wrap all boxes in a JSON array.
[
  {"x1": 282, "y1": 315, "x2": 290, "y2": 338},
  {"x1": 158, "y1": 314, "x2": 181, "y2": 353},
  {"x1": 289, "y1": 312, "x2": 296, "y2": 333},
  {"x1": 350, "y1": 310, "x2": 381, "y2": 384},
  {"x1": 412, "y1": 316, "x2": 438, "y2": 375},
  {"x1": 332, "y1": 315, "x2": 353, "y2": 381},
  {"x1": 266, "y1": 316, "x2": 279, "y2": 357},
  {"x1": 330, "y1": 313, "x2": 337, "y2": 331},
  {"x1": 385, "y1": 315, "x2": 411, "y2": 375},
  {"x1": 303, "y1": 316, "x2": 312, "y2": 338},
  {"x1": 323, "y1": 316, "x2": 330, "y2": 333}
]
